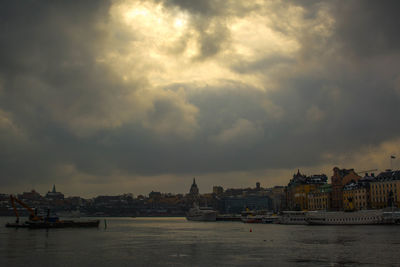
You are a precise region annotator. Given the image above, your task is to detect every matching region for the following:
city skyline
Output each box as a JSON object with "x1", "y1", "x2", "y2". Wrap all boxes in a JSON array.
[
  {"x1": 4, "y1": 165, "x2": 396, "y2": 199},
  {"x1": 1, "y1": 1, "x2": 400, "y2": 197}
]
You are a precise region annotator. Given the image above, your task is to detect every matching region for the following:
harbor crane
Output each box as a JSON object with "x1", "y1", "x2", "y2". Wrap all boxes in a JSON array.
[{"x1": 9, "y1": 195, "x2": 43, "y2": 223}]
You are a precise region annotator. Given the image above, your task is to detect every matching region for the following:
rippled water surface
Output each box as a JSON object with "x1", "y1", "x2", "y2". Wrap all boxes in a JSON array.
[{"x1": 1, "y1": 217, "x2": 400, "y2": 266}]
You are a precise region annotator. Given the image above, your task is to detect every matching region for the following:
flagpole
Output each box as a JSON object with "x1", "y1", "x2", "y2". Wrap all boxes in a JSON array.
[{"x1": 391, "y1": 155, "x2": 396, "y2": 170}]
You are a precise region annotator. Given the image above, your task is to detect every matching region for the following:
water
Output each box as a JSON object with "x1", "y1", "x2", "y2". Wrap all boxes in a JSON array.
[{"x1": 1, "y1": 217, "x2": 400, "y2": 266}]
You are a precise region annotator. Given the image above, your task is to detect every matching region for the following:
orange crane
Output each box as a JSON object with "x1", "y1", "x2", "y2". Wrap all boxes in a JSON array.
[{"x1": 9, "y1": 195, "x2": 43, "y2": 223}]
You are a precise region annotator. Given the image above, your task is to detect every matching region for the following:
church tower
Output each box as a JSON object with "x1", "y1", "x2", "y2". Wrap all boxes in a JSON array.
[{"x1": 189, "y1": 178, "x2": 199, "y2": 196}]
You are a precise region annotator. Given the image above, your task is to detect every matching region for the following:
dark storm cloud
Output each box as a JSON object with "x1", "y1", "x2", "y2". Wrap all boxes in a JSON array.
[
  {"x1": 332, "y1": 0, "x2": 400, "y2": 58},
  {"x1": 0, "y1": 0, "x2": 117, "y2": 185},
  {"x1": 1, "y1": 0, "x2": 400, "y2": 194}
]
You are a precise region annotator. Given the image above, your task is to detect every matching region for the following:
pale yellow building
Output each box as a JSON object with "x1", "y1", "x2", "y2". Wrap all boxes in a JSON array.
[
  {"x1": 342, "y1": 183, "x2": 369, "y2": 210},
  {"x1": 370, "y1": 179, "x2": 400, "y2": 209},
  {"x1": 286, "y1": 170, "x2": 328, "y2": 210},
  {"x1": 308, "y1": 184, "x2": 331, "y2": 211}
]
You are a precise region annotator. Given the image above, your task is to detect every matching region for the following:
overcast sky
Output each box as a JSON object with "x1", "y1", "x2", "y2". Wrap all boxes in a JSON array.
[{"x1": 1, "y1": 0, "x2": 400, "y2": 197}]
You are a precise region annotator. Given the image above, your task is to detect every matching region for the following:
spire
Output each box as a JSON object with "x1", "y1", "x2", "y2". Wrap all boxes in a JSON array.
[
  {"x1": 189, "y1": 177, "x2": 199, "y2": 195},
  {"x1": 52, "y1": 184, "x2": 56, "y2": 193},
  {"x1": 297, "y1": 169, "x2": 301, "y2": 176}
]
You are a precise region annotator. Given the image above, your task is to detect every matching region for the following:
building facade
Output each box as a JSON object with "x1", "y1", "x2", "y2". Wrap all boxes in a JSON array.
[
  {"x1": 342, "y1": 183, "x2": 369, "y2": 210},
  {"x1": 308, "y1": 184, "x2": 332, "y2": 211},
  {"x1": 331, "y1": 167, "x2": 361, "y2": 211},
  {"x1": 370, "y1": 170, "x2": 400, "y2": 209},
  {"x1": 286, "y1": 170, "x2": 327, "y2": 210}
]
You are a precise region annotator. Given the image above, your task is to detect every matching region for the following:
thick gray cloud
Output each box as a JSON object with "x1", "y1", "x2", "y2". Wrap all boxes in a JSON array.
[{"x1": 1, "y1": 0, "x2": 400, "y2": 195}]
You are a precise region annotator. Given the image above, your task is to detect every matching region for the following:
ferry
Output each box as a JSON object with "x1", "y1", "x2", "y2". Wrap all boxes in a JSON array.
[
  {"x1": 241, "y1": 210, "x2": 270, "y2": 223},
  {"x1": 278, "y1": 211, "x2": 308, "y2": 224},
  {"x1": 306, "y1": 210, "x2": 400, "y2": 225},
  {"x1": 261, "y1": 215, "x2": 280, "y2": 224},
  {"x1": 186, "y1": 204, "x2": 217, "y2": 221}
]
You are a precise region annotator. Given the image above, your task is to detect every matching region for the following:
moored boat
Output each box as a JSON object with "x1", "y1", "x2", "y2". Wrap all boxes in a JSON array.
[
  {"x1": 261, "y1": 215, "x2": 280, "y2": 224},
  {"x1": 6, "y1": 219, "x2": 100, "y2": 229},
  {"x1": 5, "y1": 195, "x2": 100, "y2": 229},
  {"x1": 186, "y1": 204, "x2": 217, "y2": 221},
  {"x1": 306, "y1": 210, "x2": 400, "y2": 225},
  {"x1": 278, "y1": 211, "x2": 308, "y2": 224}
]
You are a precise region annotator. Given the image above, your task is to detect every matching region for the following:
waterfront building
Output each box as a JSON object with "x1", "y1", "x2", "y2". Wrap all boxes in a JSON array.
[
  {"x1": 331, "y1": 167, "x2": 361, "y2": 211},
  {"x1": 308, "y1": 184, "x2": 332, "y2": 211},
  {"x1": 256, "y1": 182, "x2": 261, "y2": 191},
  {"x1": 267, "y1": 186, "x2": 286, "y2": 212},
  {"x1": 45, "y1": 185, "x2": 64, "y2": 201},
  {"x1": 149, "y1": 191, "x2": 162, "y2": 200},
  {"x1": 212, "y1": 186, "x2": 224, "y2": 196},
  {"x1": 18, "y1": 190, "x2": 42, "y2": 201},
  {"x1": 342, "y1": 182, "x2": 369, "y2": 210},
  {"x1": 370, "y1": 170, "x2": 400, "y2": 209},
  {"x1": 286, "y1": 170, "x2": 327, "y2": 210},
  {"x1": 221, "y1": 195, "x2": 272, "y2": 214}
]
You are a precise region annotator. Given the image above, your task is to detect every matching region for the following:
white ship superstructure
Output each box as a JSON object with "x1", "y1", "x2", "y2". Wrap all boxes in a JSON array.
[
  {"x1": 186, "y1": 204, "x2": 217, "y2": 221},
  {"x1": 278, "y1": 211, "x2": 308, "y2": 224},
  {"x1": 305, "y1": 210, "x2": 398, "y2": 225}
]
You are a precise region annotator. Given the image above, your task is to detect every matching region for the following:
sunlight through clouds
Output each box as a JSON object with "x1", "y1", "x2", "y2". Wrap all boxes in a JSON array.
[{"x1": 1, "y1": 0, "x2": 400, "y2": 195}]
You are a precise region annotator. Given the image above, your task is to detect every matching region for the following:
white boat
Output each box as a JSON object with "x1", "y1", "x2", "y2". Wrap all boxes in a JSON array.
[
  {"x1": 278, "y1": 211, "x2": 308, "y2": 225},
  {"x1": 305, "y1": 210, "x2": 396, "y2": 225},
  {"x1": 261, "y1": 215, "x2": 280, "y2": 224},
  {"x1": 241, "y1": 210, "x2": 275, "y2": 224},
  {"x1": 242, "y1": 214, "x2": 264, "y2": 223},
  {"x1": 186, "y1": 204, "x2": 217, "y2": 221}
]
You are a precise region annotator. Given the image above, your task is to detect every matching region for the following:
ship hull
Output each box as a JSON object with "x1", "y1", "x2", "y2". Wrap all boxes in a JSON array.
[
  {"x1": 306, "y1": 210, "x2": 388, "y2": 225},
  {"x1": 6, "y1": 220, "x2": 100, "y2": 229},
  {"x1": 186, "y1": 213, "x2": 217, "y2": 221},
  {"x1": 278, "y1": 211, "x2": 308, "y2": 225}
]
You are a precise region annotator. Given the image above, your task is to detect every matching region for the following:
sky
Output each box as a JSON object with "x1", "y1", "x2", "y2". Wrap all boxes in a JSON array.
[{"x1": 1, "y1": 0, "x2": 400, "y2": 197}]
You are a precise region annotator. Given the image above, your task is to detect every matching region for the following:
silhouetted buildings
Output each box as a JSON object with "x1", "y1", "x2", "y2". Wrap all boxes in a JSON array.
[
  {"x1": 45, "y1": 185, "x2": 64, "y2": 201},
  {"x1": 2, "y1": 167, "x2": 400, "y2": 217},
  {"x1": 286, "y1": 170, "x2": 328, "y2": 210}
]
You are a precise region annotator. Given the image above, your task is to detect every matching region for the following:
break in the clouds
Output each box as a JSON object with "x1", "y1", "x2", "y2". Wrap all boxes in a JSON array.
[{"x1": 1, "y1": 0, "x2": 400, "y2": 196}]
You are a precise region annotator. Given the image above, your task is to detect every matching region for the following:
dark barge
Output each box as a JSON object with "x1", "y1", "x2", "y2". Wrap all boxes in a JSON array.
[
  {"x1": 5, "y1": 195, "x2": 100, "y2": 229},
  {"x1": 6, "y1": 220, "x2": 100, "y2": 229}
]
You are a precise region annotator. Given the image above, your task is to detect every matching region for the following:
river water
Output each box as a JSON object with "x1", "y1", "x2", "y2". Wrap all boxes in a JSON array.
[{"x1": 1, "y1": 217, "x2": 400, "y2": 266}]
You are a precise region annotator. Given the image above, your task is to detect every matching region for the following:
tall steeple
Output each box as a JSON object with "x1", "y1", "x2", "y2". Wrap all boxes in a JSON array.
[
  {"x1": 52, "y1": 184, "x2": 56, "y2": 193},
  {"x1": 189, "y1": 177, "x2": 199, "y2": 195}
]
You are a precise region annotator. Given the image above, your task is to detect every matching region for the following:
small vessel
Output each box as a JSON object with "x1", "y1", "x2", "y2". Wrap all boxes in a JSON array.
[
  {"x1": 186, "y1": 203, "x2": 217, "y2": 221},
  {"x1": 278, "y1": 211, "x2": 308, "y2": 225},
  {"x1": 5, "y1": 195, "x2": 99, "y2": 229},
  {"x1": 241, "y1": 210, "x2": 269, "y2": 223},
  {"x1": 261, "y1": 215, "x2": 280, "y2": 224},
  {"x1": 306, "y1": 210, "x2": 400, "y2": 225},
  {"x1": 6, "y1": 219, "x2": 100, "y2": 229}
]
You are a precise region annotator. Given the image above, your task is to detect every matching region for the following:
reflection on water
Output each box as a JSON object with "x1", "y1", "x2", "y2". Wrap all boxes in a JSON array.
[{"x1": 1, "y1": 217, "x2": 400, "y2": 266}]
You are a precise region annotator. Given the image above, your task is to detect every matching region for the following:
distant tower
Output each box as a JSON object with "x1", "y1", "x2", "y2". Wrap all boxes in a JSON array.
[
  {"x1": 52, "y1": 184, "x2": 56, "y2": 193},
  {"x1": 189, "y1": 178, "x2": 199, "y2": 196}
]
